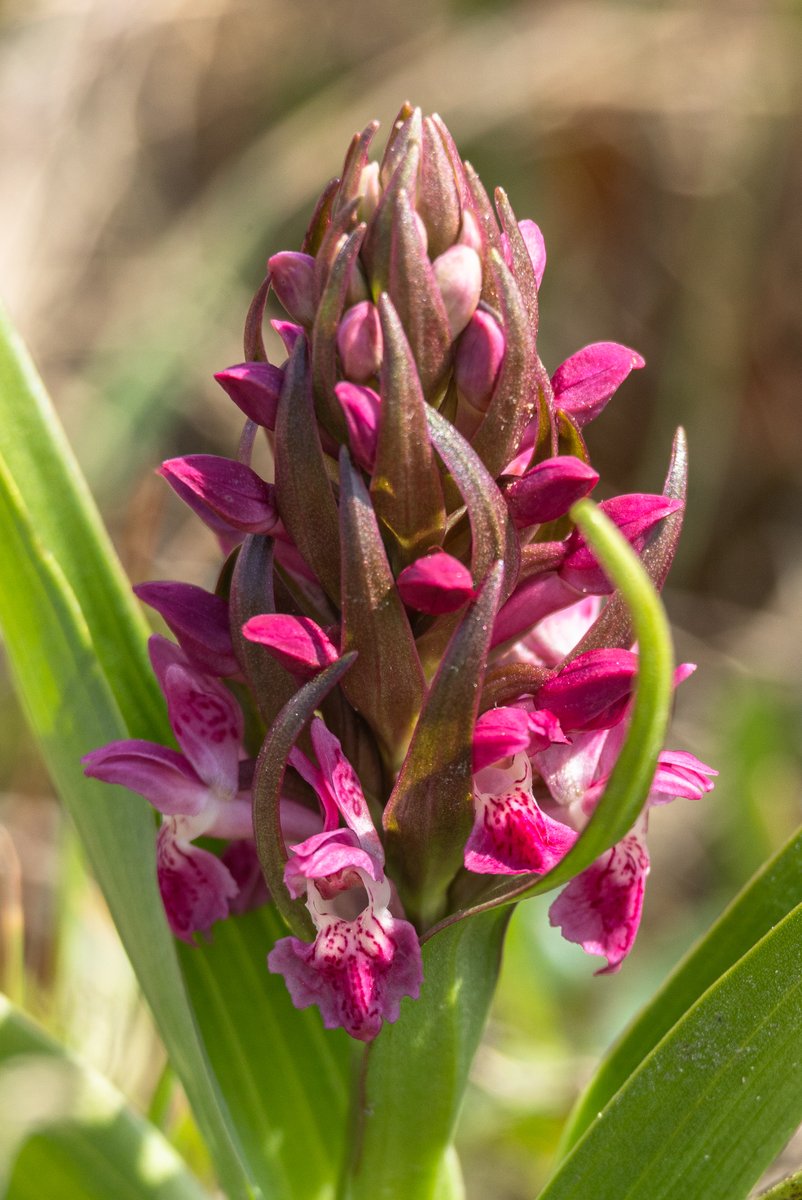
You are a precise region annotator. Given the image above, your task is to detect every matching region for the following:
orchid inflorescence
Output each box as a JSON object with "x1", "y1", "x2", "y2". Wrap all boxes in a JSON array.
[{"x1": 83, "y1": 104, "x2": 715, "y2": 1043}]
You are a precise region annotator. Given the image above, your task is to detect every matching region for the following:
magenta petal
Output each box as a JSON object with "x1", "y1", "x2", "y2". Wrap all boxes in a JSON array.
[
  {"x1": 472, "y1": 707, "x2": 532, "y2": 771},
  {"x1": 513, "y1": 595, "x2": 602, "y2": 668},
  {"x1": 162, "y1": 664, "x2": 243, "y2": 794},
  {"x1": 284, "y1": 829, "x2": 380, "y2": 898},
  {"x1": 467, "y1": 754, "x2": 577, "y2": 875},
  {"x1": 504, "y1": 456, "x2": 599, "y2": 527},
  {"x1": 134, "y1": 581, "x2": 238, "y2": 677},
  {"x1": 549, "y1": 832, "x2": 650, "y2": 973},
  {"x1": 214, "y1": 362, "x2": 284, "y2": 429},
  {"x1": 649, "y1": 750, "x2": 717, "y2": 805},
  {"x1": 526, "y1": 708, "x2": 570, "y2": 753},
  {"x1": 335, "y1": 381, "x2": 381, "y2": 473},
  {"x1": 82, "y1": 740, "x2": 208, "y2": 815},
  {"x1": 518, "y1": 219, "x2": 547, "y2": 288},
  {"x1": 491, "y1": 571, "x2": 578, "y2": 649},
  {"x1": 396, "y1": 550, "x2": 475, "y2": 615},
  {"x1": 560, "y1": 494, "x2": 683, "y2": 593},
  {"x1": 535, "y1": 649, "x2": 638, "y2": 732},
  {"x1": 157, "y1": 822, "x2": 238, "y2": 943},
  {"x1": 159, "y1": 455, "x2": 279, "y2": 536},
  {"x1": 551, "y1": 342, "x2": 645, "y2": 428},
  {"x1": 310, "y1": 720, "x2": 383, "y2": 860},
  {"x1": 271, "y1": 320, "x2": 304, "y2": 353},
  {"x1": 268, "y1": 910, "x2": 422, "y2": 1042},
  {"x1": 242, "y1": 613, "x2": 339, "y2": 678}
]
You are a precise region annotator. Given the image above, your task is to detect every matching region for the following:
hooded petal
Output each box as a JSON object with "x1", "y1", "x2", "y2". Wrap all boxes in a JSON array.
[
  {"x1": 162, "y1": 664, "x2": 243, "y2": 796},
  {"x1": 649, "y1": 750, "x2": 718, "y2": 805},
  {"x1": 548, "y1": 830, "x2": 650, "y2": 973}
]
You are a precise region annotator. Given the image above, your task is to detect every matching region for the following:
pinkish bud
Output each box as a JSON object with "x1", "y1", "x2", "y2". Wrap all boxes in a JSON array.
[
  {"x1": 518, "y1": 220, "x2": 546, "y2": 288},
  {"x1": 214, "y1": 362, "x2": 284, "y2": 429},
  {"x1": 560, "y1": 494, "x2": 683, "y2": 593},
  {"x1": 454, "y1": 308, "x2": 505, "y2": 412},
  {"x1": 535, "y1": 648, "x2": 638, "y2": 731},
  {"x1": 271, "y1": 320, "x2": 304, "y2": 354},
  {"x1": 337, "y1": 301, "x2": 383, "y2": 383},
  {"x1": 242, "y1": 614, "x2": 339, "y2": 678},
  {"x1": 268, "y1": 251, "x2": 317, "y2": 326},
  {"x1": 357, "y1": 162, "x2": 381, "y2": 221},
  {"x1": 396, "y1": 550, "x2": 474, "y2": 614},
  {"x1": 432, "y1": 245, "x2": 482, "y2": 338},
  {"x1": 134, "y1": 581, "x2": 238, "y2": 677},
  {"x1": 472, "y1": 707, "x2": 532, "y2": 771},
  {"x1": 551, "y1": 342, "x2": 645, "y2": 428},
  {"x1": 503, "y1": 456, "x2": 599, "y2": 527},
  {"x1": 159, "y1": 455, "x2": 279, "y2": 535},
  {"x1": 335, "y1": 381, "x2": 381, "y2": 472}
]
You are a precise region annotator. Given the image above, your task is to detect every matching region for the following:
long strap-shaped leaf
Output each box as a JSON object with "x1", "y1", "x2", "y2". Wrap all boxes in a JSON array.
[
  {"x1": 0, "y1": 314, "x2": 352, "y2": 1200},
  {"x1": 559, "y1": 821, "x2": 802, "y2": 1154},
  {"x1": 0, "y1": 457, "x2": 252, "y2": 1199},
  {"x1": 0, "y1": 995, "x2": 209, "y2": 1200},
  {"x1": 536, "y1": 903, "x2": 802, "y2": 1200}
]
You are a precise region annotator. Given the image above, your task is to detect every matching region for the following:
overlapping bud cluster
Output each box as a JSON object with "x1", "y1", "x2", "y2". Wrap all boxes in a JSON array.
[{"x1": 83, "y1": 106, "x2": 715, "y2": 1042}]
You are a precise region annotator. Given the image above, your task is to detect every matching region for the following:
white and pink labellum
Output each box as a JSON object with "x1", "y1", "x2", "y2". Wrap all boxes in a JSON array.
[
  {"x1": 466, "y1": 752, "x2": 577, "y2": 876},
  {"x1": 335, "y1": 381, "x2": 381, "y2": 472},
  {"x1": 535, "y1": 648, "x2": 639, "y2": 732},
  {"x1": 214, "y1": 362, "x2": 284, "y2": 429},
  {"x1": 551, "y1": 342, "x2": 645, "y2": 428},
  {"x1": 134, "y1": 581, "x2": 238, "y2": 678},
  {"x1": 337, "y1": 301, "x2": 383, "y2": 384},
  {"x1": 268, "y1": 251, "x2": 318, "y2": 326},
  {"x1": 396, "y1": 550, "x2": 474, "y2": 615},
  {"x1": 242, "y1": 613, "x2": 340, "y2": 679},
  {"x1": 549, "y1": 826, "x2": 650, "y2": 974},
  {"x1": 503, "y1": 456, "x2": 599, "y2": 527},
  {"x1": 560, "y1": 494, "x2": 683, "y2": 594},
  {"x1": 432, "y1": 244, "x2": 483, "y2": 338},
  {"x1": 159, "y1": 455, "x2": 280, "y2": 536},
  {"x1": 268, "y1": 720, "x2": 422, "y2": 1042}
]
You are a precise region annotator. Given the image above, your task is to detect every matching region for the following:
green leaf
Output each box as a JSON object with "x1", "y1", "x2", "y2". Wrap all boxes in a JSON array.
[
  {"x1": 0, "y1": 995, "x2": 209, "y2": 1200},
  {"x1": 343, "y1": 908, "x2": 510, "y2": 1200},
  {"x1": 559, "y1": 822, "x2": 802, "y2": 1154},
  {"x1": 536, "y1": 903, "x2": 802, "y2": 1200},
  {"x1": 434, "y1": 495, "x2": 674, "y2": 926},
  {"x1": 0, "y1": 311, "x2": 353, "y2": 1200}
]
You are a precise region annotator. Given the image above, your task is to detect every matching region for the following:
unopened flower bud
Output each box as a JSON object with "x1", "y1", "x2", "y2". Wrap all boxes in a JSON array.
[
  {"x1": 503, "y1": 456, "x2": 599, "y2": 527},
  {"x1": 159, "y1": 455, "x2": 280, "y2": 536},
  {"x1": 551, "y1": 342, "x2": 645, "y2": 428},
  {"x1": 335, "y1": 381, "x2": 381, "y2": 472},
  {"x1": 432, "y1": 244, "x2": 482, "y2": 338},
  {"x1": 560, "y1": 494, "x2": 683, "y2": 593},
  {"x1": 357, "y1": 161, "x2": 381, "y2": 221},
  {"x1": 271, "y1": 320, "x2": 303, "y2": 354},
  {"x1": 337, "y1": 301, "x2": 383, "y2": 383},
  {"x1": 242, "y1": 614, "x2": 340, "y2": 679},
  {"x1": 396, "y1": 550, "x2": 474, "y2": 614},
  {"x1": 454, "y1": 308, "x2": 505, "y2": 414},
  {"x1": 535, "y1": 648, "x2": 639, "y2": 731},
  {"x1": 457, "y1": 207, "x2": 484, "y2": 255},
  {"x1": 268, "y1": 251, "x2": 317, "y2": 326},
  {"x1": 134, "y1": 581, "x2": 238, "y2": 677},
  {"x1": 214, "y1": 362, "x2": 284, "y2": 429}
]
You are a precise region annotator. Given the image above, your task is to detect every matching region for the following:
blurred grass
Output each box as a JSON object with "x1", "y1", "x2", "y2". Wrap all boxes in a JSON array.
[{"x1": 1, "y1": 0, "x2": 801, "y2": 1196}]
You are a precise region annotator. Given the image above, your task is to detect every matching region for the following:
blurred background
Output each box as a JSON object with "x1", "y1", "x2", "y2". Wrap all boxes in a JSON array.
[{"x1": 1, "y1": 0, "x2": 800, "y2": 1195}]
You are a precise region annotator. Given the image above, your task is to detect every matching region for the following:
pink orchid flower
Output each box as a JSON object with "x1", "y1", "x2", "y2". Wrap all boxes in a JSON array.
[{"x1": 268, "y1": 719, "x2": 423, "y2": 1042}]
